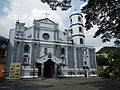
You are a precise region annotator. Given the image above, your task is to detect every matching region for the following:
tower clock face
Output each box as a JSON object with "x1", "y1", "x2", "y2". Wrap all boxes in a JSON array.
[{"x1": 43, "y1": 33, "x2": 50, "y2": 40}]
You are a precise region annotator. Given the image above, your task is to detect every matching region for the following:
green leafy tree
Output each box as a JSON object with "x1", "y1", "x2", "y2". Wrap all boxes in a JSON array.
[
  {"x1": 112, "y1": 52, "x2": 120, "y2": 73},
  {"x1": 96, "y1": 55, "x2": 109, "y2": 66},
  {"x1": 81, "y1": 0, "x2": 120, "y2": 46},
  {"x1": 97, "y1": 46, "x2": 120, "y2": 77}
]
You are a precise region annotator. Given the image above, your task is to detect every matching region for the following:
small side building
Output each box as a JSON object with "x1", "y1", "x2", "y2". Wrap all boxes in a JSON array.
[{"x1": 0, "y1": 36, "x2": 8, "y2": 80}]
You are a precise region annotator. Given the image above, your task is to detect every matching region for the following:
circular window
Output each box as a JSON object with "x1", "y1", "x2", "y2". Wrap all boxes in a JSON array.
[{"x1": 43, "y1": 33, "x2": 50, "y2": 40}]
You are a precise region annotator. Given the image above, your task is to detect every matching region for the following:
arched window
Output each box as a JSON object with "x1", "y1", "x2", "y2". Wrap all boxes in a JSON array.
[
  {"x1": 83, "y1": 50, "x2": 87, "y2": 55},
  {"x1": 70, "y1": 19, "x2": 72, "y2": 24},
  {"x1": 24, "y1": 45, "x2": 29, "y2": 53},
  {"x1": 80, "y1": 38, "x2": 83, "y2": 44},
  {"x1": 79, "y1": 27, "x2": 82, "y2": 32},
  {"x1": 71, "y1": 39, "x2": 74, "y2": 44},
  {"x1": 61, "y1": 48, "x2": 66, "y2": 55},
  {"x1": 84, "y1": 61, "x2": 87, "y2": 65},
  {"x1": 78, "y1": 16, "x2": 81, "y2": 22},
  {"x1": 44, "y1": 48, "x2": 48, "y2": 54},
  {"x1": 71, "y1": 29, "x2": 73, "y2": 34}
]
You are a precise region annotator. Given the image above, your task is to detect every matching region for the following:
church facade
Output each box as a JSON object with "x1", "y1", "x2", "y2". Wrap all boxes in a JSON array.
[{"x1": 5, "y1": 11, "x2": 97, "y2": 79}]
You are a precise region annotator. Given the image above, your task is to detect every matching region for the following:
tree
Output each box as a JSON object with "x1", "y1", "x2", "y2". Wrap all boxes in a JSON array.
[
  {"x1": 97, "y1": 47, "x2": 120, "y2": 56},
  {"x1": 96, "y1": 55, "x2": 109, "y2": 66},
  {"x1": 111, "y1": 51, "x2": 120, "y2": 73},
  {"x1": 97, "y1": 46, "x2": 120, "y2": 78},
  {"x1": 81, "y1": 0, "x2": 120, "y2": 46}
]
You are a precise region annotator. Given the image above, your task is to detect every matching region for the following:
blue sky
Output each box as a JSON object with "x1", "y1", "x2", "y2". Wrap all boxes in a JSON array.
[
  {"x1": 0, "y1": 0, "x2": 10, "y2": 16},
  {"x1": 0, "y1": 0, "x2": 84, "y2": 27},
  {"x1": 64, "y1": 0, "x2": 84, "y2": 26},
  {"x1": 0, "y1": 0, "x2": 114, "y2": 51}
]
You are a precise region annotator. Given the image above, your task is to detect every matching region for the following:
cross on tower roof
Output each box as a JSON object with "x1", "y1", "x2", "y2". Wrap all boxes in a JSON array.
[{"x1": 44, "y1": 12, "x2": 49, "y2": 18}]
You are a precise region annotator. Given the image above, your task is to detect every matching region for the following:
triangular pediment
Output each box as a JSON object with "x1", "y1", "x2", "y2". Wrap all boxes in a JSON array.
[
  {"x1": 36, "y1": 53, "x2": 61, "y2": 64},
  {"x1": 37, "y1": 18, "x2": 57, "y2": 25}
]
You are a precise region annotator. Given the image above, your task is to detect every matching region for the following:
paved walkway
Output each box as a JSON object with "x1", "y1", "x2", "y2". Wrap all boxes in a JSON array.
[{"x1": 0, "y1": 78, "x2": 120, "y2": 90}]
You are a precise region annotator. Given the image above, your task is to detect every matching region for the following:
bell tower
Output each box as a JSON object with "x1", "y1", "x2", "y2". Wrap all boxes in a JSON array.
[{"x1": 69, "y1": 10, "x2": 85, "y2": 45}]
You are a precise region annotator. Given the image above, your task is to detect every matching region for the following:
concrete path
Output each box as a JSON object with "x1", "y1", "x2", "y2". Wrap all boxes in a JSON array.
[{"x1": 0, "y1": 78, "x2": 120, "y2": 90}]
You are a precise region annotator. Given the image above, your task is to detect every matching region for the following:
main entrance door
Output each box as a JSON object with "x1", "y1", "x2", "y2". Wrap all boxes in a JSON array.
[{"x1": 44, "y1": 59, "x2": 55, "y2": 78}]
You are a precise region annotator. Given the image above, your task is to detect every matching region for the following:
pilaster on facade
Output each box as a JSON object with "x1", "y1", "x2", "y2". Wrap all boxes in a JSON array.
[
  {"x1": 41, "y1": 63, "x2": 44, "y2": 80},
  {"x1": 55, "y1": 63, "x2": 58, "y2": 79},
  {"x1": 74, "y1": 47, "x2": 77, "y2": 75}
]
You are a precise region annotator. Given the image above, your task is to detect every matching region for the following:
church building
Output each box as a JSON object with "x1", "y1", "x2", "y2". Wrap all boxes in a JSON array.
[{"x1": 5, "y1": 11, "x2": 97, "y2": 79}]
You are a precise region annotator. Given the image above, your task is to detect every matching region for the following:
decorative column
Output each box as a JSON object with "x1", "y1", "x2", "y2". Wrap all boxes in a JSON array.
[
  {"x1": 33, "y1": 61, "x2": 35, "y2": 78},
  {"x1": 31, "y1": 43, "x2": 35, "y2": 78},
  {"x1": 33, "y1": 43, "x2": 37, "y2": 78},
  {"x1": 41, "y1": 63, "x2": 44, "y2": 80},
  {"x1": 74, "y1": 47, "x2": 77, "y2": 76},
  {"x1": 19, "y1": 42, "x2": 23, "y2": 77},
  {"x1": 87, "y1": 70, "x2": 89, "y2": 78},
  {"x1": 55, "y1": 64, "x2": 57, "y2": 79}
]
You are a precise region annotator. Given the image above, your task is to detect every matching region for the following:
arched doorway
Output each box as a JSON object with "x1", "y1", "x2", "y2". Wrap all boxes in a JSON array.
[
  {"x1": 83, "y1": 66, "x2": 89, "y2": 78},
  {"x1": 44, "y1": 59, "x2": 55, "y2": 78},
  {"x1": 84, "y1": 70, "x2": 87, "y2": 77}
]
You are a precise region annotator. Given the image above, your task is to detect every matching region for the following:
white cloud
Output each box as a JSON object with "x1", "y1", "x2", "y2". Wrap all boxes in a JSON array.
[
  {"x1": 0, "y1": 0, "x2": 72, "y2": 38},
  {"x1": 0, "y1": 0, "x2": 115, "y2": 51}
]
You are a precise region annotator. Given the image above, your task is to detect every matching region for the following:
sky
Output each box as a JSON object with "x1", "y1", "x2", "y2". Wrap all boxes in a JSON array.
[{"x1": 0, "y1": 0, "x2": 114, "y2": 51}]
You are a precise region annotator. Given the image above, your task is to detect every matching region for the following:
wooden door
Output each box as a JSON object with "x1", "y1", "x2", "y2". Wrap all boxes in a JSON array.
[{"x1": 0, "y1": 64, "x2": 4, "y2": 80}]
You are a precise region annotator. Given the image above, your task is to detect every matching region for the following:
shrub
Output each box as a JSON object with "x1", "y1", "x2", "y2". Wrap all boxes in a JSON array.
[{"x1": 99, "y1": 72, "x2": 109, "y2": 77}]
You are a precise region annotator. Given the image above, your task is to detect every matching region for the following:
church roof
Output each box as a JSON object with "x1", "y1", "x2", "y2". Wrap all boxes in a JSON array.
[
  {"x1": 69, "y1": 11, "x2": 83, "y2": 18},
  {"x1": 33, "y1": 18, "x2": 58, "y2": 25}
]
